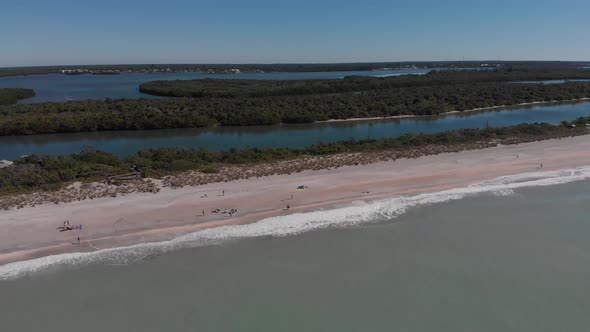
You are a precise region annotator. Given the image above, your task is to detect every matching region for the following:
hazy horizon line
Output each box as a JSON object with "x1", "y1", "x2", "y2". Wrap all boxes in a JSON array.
[{"x1": 3, "y1": 59, "x2": 590, "y2": 69}]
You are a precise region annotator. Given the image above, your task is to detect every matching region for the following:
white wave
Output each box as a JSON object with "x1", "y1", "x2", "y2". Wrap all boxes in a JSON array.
[
  {"x1": 491, "y1": 188, "x2": 515, "y2": 197},
  {"x1": 2, "y1": 166, "x2": 590, "y2": 280}
]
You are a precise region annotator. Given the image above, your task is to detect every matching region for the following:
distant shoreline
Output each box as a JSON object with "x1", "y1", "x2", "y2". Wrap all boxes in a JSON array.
[{"x1": 0, "y1": 63, "x2": 433, "y2": 78}]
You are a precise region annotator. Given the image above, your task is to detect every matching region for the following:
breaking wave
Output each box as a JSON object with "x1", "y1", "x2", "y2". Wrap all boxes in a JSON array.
[{"x1": 1, "y1": 166, "x2": 590, "y2": 280}]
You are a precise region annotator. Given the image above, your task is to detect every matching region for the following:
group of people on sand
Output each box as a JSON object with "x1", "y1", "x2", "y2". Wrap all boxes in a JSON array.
[
  {"x1": 199, "y1": 186, "x2": 307, "y2": 218},
  {"x1": 57, "y1": 220, "x2": 75, "y2": 232},
  {"x1": 210, "y1": 208, "x2": 239, "y2": 217},
  {"x1": 57, "y1": 220, "x2": 82, "y2": 244}
]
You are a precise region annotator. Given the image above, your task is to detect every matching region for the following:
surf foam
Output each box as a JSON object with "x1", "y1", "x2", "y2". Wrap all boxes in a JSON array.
[{"x1": 2, "y1": 166, "x2": 590, "y2": 280}]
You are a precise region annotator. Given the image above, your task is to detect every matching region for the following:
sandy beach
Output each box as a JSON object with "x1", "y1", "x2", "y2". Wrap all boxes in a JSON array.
[{"x1": 1, "y1": 135, "x2": 590, "y2": 265}]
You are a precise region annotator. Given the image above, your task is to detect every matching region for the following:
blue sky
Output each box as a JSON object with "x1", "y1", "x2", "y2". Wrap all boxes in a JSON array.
[{"x1": 1, "y1": 0, "x2": 589, "y2": 66}]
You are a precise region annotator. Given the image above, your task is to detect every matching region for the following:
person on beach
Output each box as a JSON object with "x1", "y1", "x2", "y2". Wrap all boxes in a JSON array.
[
  {"x1": 202, "y1": 210, "x2": 205, "y2": 216},
  {"x1": 61, "y1": 220, "x2": 72, "y2": 231},
  {"x1": 286, "y1": 204, "x2": 290, "y2": 210}
]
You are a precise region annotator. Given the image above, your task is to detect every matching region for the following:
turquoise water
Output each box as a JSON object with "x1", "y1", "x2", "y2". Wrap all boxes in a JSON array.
[
  {"x1": 1, "y1": 101, "x2": 589, "y2": 160},
  {"x1": 1, "y1": 178, "x2": 589, "y2": 331},
  {"x1": 0, "y1": 69, "x2": 429, "y2": 103}
]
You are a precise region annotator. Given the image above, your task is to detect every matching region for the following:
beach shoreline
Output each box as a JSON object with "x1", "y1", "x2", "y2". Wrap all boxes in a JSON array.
[{"x1": 1, "y1": 135, "x2": 590, "y2": 267}]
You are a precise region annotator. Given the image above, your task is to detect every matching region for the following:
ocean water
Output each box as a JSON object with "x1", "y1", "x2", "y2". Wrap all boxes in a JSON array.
[{"x1": 1, "y1": 169, "x2": 590, "y2": 331}]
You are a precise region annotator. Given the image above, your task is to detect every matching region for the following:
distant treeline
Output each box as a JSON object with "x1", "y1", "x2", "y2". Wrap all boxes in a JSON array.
[
  {"x1": 1, "y1": 61, "x2": 589, "y2": 77},
  {"x1": 140, "y1": 69, "x2": 590, "y2": 98},
  {"x1": 1, "y1": 116, "x2": 588, "y2": 194},
  {"x1": 2, "y1": 80, "x2": 590, "y2": 135},
  {"x1": 0, "y1": 88, "x2": 35, "y2": 105}
]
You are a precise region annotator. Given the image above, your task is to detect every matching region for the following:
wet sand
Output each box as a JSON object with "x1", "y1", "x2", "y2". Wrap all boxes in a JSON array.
[{"x1": 1, "y1": 135, "x2": 590, "y2": 265}]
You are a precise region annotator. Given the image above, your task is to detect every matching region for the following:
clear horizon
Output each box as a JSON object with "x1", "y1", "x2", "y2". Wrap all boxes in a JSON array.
[{"x1": 2, "y1": 0, "x2": 590, "y2": 67}]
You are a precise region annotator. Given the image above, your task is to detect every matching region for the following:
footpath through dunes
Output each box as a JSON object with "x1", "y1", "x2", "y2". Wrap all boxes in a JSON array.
[
  {"x1": 1, "y1": 134, "x2": 590, "y2": 271},
  {"x1": 3, "y1": 69, "x2": 590, "y2": 135}
]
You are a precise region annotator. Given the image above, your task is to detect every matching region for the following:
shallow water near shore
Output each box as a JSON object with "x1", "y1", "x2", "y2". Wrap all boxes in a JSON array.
[{"x1": 1, "y1": 177, "x2": 590, "y2": 331}]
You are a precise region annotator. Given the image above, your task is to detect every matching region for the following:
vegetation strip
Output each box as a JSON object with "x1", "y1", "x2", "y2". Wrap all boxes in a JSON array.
[
  {"x1": 0, "y1": 88, "x2": 35, "y2": 105},
  {"x1": 139, "y1": 69, "x2": 590, "y2": 98}
]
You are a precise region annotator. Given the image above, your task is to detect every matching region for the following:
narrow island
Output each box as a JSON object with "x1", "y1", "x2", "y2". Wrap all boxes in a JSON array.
[{"x1": 1, "y1": 69, "x2": 590, "y2": 135}]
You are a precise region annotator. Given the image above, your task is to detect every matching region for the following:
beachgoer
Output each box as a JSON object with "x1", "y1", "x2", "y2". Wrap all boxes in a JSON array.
[
  {"x1": 287, "y1": 204, "x2": 290, "y2": 210},
  {"x1": 222, "y1": 190, "x2": 225, "y2": 196},
  {"x1": 540, "y1": 163, "x2": 543, "y2": 168},
  {"x1": 202, "y1": 210, "x2": 205, "y2": 216},
  {"x1": 291, "y1": 194, "x2": 293, "y2": 199}
]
